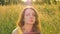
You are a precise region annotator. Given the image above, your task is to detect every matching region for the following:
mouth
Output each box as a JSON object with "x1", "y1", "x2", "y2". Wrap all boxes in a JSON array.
[{"x1": 30, "y1": 20, "x2": 33, "y2": 22}]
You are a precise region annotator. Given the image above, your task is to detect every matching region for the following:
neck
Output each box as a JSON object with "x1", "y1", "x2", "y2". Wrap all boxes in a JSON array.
[{"x1": 22, "y1": 23, "x2": 33, "y2": 32}]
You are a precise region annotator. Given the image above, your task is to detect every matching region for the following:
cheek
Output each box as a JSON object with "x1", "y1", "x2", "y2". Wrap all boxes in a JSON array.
[
  {"x1": 34, "y1": 18, "x2": 35, "y2": 21},
  {"x1": 24, "y1": 16, "x2": 36, "y2": 23},
  {"x1": 33, "y1": 17, "x2": 36, "y2": 23},
  {"x1": 24, "y1": 16, "x2": 29, "y2": 22}
]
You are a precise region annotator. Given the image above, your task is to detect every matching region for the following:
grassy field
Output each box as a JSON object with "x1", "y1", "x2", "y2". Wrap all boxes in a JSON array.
[{"x1": 0, "y1": 4, "x2": 60, "y2": 34}]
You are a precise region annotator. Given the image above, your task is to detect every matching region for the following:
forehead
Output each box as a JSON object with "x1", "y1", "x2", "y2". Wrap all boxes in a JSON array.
[{"x1": 24, "y1": 8, "x2": 35, "y2": 14}]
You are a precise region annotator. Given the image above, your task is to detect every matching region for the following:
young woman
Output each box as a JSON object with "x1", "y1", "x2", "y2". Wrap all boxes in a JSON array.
[{"x1": 12, "y1": 7, "x2": 41, "y2": 34}]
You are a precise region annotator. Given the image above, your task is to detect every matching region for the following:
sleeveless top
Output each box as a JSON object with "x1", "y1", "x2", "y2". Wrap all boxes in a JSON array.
[
  {"x1": 18, "y1": 26, "x2": 41, "y2": 34},
  {"x1": 23, "y1": 27, "x2": 40, "y2": 34}
]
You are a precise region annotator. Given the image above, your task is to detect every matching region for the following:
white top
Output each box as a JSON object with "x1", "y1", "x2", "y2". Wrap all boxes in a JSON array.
[{"x1": 12, "y1": 27, "x2": 19, "y2": 34}]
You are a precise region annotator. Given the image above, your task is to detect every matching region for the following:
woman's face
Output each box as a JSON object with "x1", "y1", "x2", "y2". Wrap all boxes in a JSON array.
[{"x1": 24, "y1": 9, "x2": 36, "y2": 25}]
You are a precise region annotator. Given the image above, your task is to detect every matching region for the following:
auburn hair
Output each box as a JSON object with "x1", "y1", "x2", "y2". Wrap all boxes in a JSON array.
[{"x1": 18, "y1": 8, "x2": 40, "y2": 32}]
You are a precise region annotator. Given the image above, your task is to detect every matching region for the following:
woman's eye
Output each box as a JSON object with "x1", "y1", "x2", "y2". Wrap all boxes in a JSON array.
[
  {"x1": 25, "y1": 14, "x2": 35, "y2": 17},
  {"x1": 32, "y1": 14, "x2": 35, "y2": 16},
  {"x1": 34, "y1": 15, "x2": 35, "y2": 16},
  {"x1": 26, "y1": 14, "x2": 30, "y2": 16}
]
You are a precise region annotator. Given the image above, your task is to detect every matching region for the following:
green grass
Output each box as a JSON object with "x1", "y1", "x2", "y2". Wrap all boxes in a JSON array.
[{"x1": 0, "y1": 4, "x2": 60, "y2": 34}]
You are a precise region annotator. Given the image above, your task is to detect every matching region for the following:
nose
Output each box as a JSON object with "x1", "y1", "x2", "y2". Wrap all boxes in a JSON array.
[{"x1": 30, "y1": 15, "x2": 33, "y2": 19}]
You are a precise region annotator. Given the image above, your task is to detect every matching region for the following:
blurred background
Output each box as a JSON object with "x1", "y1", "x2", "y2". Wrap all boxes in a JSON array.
[{"x1": 0, "y1": 0, "x2": 60, "y2": 34}]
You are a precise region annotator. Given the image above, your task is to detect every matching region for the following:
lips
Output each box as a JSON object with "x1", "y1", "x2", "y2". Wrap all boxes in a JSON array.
[{"x1": 30, "y1": 20, "x2": 33, "y2": 22}]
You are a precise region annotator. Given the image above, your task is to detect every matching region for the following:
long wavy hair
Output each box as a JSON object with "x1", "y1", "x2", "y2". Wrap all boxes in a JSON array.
[{"x1": 18, "y1": 8, "x2": 40, "y2": 32}]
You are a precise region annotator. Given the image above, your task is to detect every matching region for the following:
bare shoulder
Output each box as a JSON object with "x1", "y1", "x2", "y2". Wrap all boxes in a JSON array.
[{"x1": 12, "y1": 27, "x2": 19, "y2": 34}]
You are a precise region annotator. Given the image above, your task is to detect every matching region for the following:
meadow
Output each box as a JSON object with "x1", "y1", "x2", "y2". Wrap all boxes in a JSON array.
[{"x1": 0, "y1": 4, "x2": 60, "y2": 34}]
